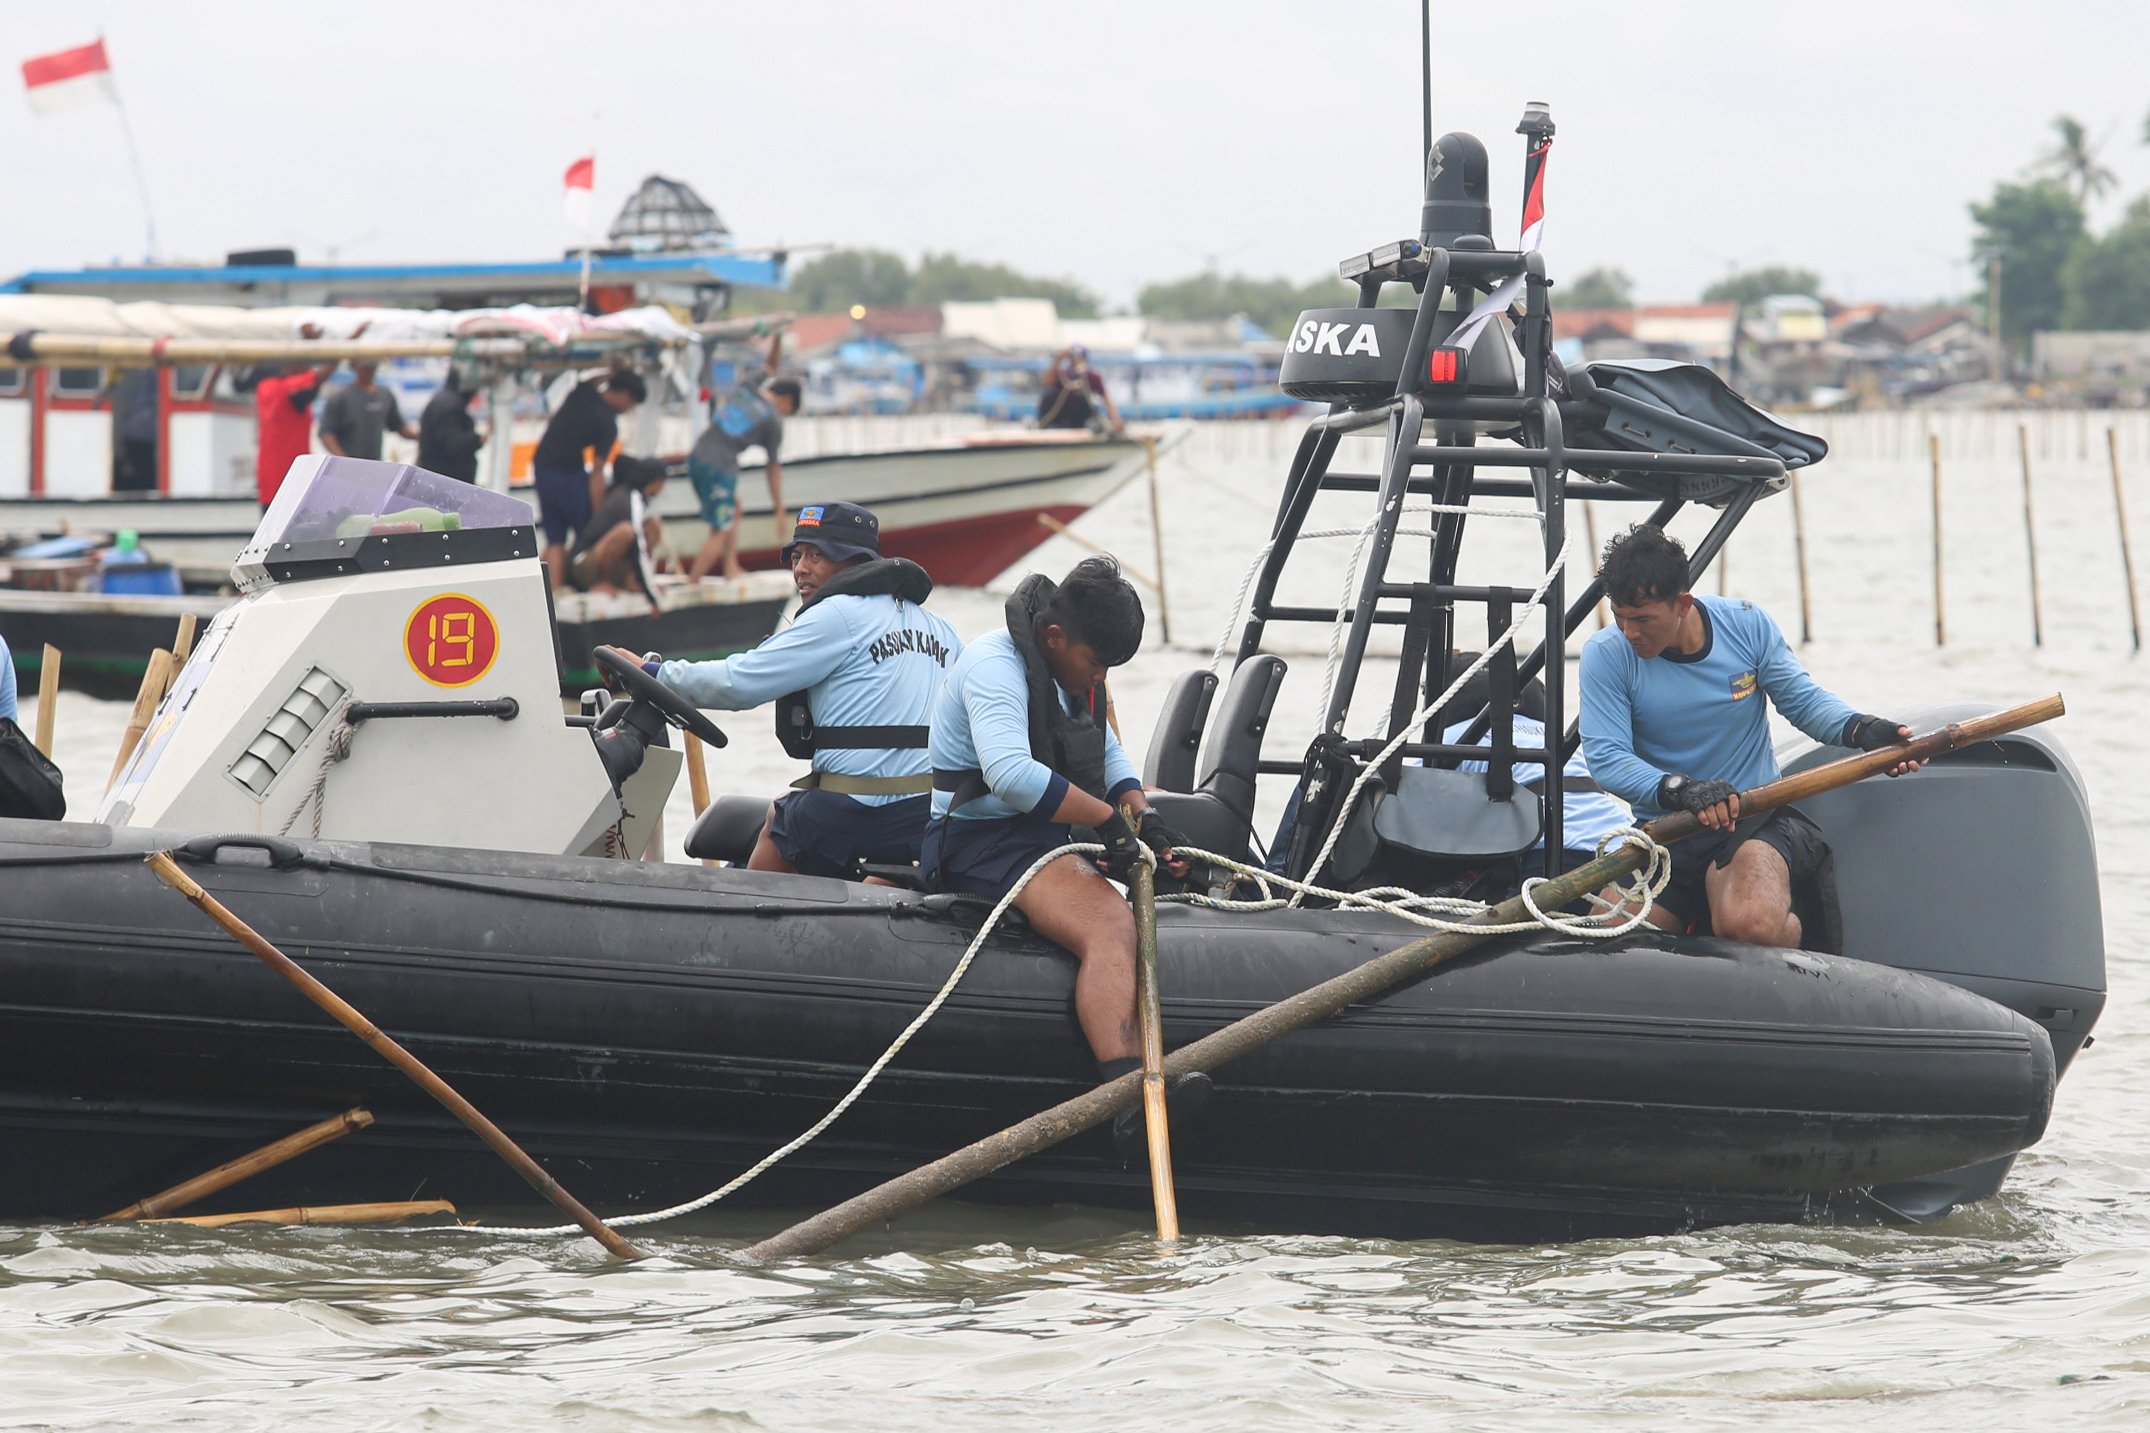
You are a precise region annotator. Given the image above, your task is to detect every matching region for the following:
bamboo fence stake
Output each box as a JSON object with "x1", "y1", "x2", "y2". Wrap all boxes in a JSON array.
[
  {"x1": 1142, "y1": 434, "x2": 1173, "y2": 645},
  {"x1": 1787, "y1": 471, "x2": 1813, "y2": 644},
  {"x1": 168, "y1": 613, "x2": 199, "y2": 689},
  {"x1": 741, "y1": 696, "x2": 2065, "y2": 1264},
  {"x1": 1124, "y1": 817, "x2": 1181, "y2": 1243},
  {"x1": 684, "y1": 733, "x2": 715, "y2": 867},
  {"x1": 1581, "y1": 503, "x2": 1606, "y2": 630},
  {"x1": 106, "y1": 649, "x2": 173, "y2": 793},
  {"x1": 147, "y1": 1200, "x2": 456, "y2": 1229},
  {"x1": 2108, "y1": 427, "x2": 2142, "y2": 653},
  {"x1": 98, "y1": 1109, "x2": 374, "y2": 1222},
  {"x1": 2019, "y1": 423, "x2": 2045, "y2": 647},
  {"x1": 33, "y1": 645, "x2": 60, "y2": 757},
  {"x1": 1929, "y1": 433, "x2": 1946, "y2": 647},
  {"x1": 143, "y1": 852, "x2": 645, "y2": 1261}
]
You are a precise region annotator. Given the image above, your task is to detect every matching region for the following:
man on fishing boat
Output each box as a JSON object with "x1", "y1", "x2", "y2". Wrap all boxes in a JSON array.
[
  {"x1": 1037, "y1": 346, "x2": 1123, "y2": 434},
  {"x1": 687, "y1": 334, "x2": 799, "y2": 581},
  {"x1": 1580, "y1": 524, "x2": 1919, "y2": 948},
  {"x1": 924, "y1": 555, "x2": 1206, "y2": 1149},
  {"x1": 532, "y1": 369, "x2": 646, "y2": 588},
  {"x1": 611, "y1": 501, "x2": 960, "y2": 880}
]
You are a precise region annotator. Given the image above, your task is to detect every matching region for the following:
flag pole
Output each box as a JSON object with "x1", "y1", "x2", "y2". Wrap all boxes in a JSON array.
[{"x1": 101, "y1": 33, "x2": 159, "y2": 261}]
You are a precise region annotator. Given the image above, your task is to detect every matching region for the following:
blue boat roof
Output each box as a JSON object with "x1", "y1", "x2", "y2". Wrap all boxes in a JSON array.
[{"x1": 0, "y1": 251, "x2": 787, "y2": 300}]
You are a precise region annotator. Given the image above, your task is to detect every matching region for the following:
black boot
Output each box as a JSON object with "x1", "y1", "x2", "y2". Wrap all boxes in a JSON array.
[{"x1": 1099, "y1": 1057, "x2": 1212, "y2": 1157}]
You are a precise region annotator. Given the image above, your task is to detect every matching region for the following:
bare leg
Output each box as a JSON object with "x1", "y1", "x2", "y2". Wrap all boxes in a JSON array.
[
  {"x1": 1014, "y1": 854, "x2": 1139, "y2": 1063},
  {"x1": 543, "y1": 542, "x2": 568, "y2": 588},
  {"x1": 746, "y1": 802, "x2": 794, "y2": 873},
  {"x1": 587, "y1": 525, "x2": 639, "y2": 587},
  {"x1": 715, "y1": 524, "x2": 745, "y2": 579},
  {"x1": 1705, "y1": 839, "x2": 1801, "y2": 947},
  {"x1": 688, "y1": 528, "x2": 725, "y2": 580}
]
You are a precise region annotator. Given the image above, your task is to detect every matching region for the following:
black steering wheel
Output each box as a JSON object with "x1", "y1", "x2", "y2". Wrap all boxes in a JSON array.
[{"x1": 593, "y1": 647, "x2": 729, "y2": 748}]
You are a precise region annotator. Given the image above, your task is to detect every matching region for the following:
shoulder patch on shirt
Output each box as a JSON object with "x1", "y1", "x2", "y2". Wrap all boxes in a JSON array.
[{"x1": 1729, "y1": 670, "x2": 1757, "y2": 701}]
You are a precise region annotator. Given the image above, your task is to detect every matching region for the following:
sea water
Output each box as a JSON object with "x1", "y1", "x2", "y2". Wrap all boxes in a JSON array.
[{"x1": 6, "y1": 415, "x2": 2147, "y2": 1429}]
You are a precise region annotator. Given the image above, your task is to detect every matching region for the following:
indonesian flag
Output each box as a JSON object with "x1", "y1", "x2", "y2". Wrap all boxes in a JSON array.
[
  {"x1": 563, "y1": 154, "x2": 595, "y2": 231},
  {"x1": 21, "y1": 38, "x2": 116, "y2": 114}
]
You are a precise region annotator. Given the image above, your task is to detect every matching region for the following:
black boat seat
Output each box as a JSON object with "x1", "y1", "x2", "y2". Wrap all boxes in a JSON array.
[
  {"x1": 684, "y1": 794, "x2": 769, "y2": 864},
  {"x1": 1145, "y1": 654, "x2": 1286, "y2": 864},
  {"x1": 1143, "y1": 669, "x2": 1218, "y2": 792}
]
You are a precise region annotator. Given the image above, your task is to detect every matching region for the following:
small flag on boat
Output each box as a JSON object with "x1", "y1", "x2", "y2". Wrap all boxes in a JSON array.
[
  {"x1": 563, "y1": 155, "x2": 595, "y2": 230},
  {"x1": 20, "y1": 37, "x2": 116, "y2": 114}
]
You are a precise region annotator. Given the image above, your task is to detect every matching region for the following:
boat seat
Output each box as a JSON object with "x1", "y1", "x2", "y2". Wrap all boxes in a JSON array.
[
  {"x1": 1143, "y1": 669, "x2": 1218, "y2": 792},
  {"x1": 1145, "y1": 654, "x2": 1286, "y2": 865},
  {"x1": 1371, "y1": 766, "x2": 1540, "y2": 859},
  {"x1": 684, "y1": 794, "x2": 769, "y2": 864}
]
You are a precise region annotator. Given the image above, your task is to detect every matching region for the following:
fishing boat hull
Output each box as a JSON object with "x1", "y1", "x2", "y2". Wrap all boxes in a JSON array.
[
  {"x1": 0, "y1": 433, "x2": 1151, "y2": 592},
  {"x1": 0, "y1": 818, "x2": 2057, "y2": 1240}
]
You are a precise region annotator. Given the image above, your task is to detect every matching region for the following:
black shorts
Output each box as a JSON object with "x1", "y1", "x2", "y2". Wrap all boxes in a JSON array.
[
  {"x1": 923, "y1": 814, "x2": 1083, "y2": 901},
  {"x1": 1656, "y1": 807, "x2": 1824, "y2": 928},
  {"x1": 767, "y1": 790, "x2": 930, "y2": 879}
]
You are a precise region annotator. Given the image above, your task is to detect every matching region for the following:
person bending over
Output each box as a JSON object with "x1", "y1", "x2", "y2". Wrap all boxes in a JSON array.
[
  {"x1": 688, "y1": 333, "x2": 799, "y2": 580},
  {"x1": 924, "y1": 555, "x2": 1204, "y2": 1150},
  {"x1": 1579, "y1": 523, "x2": 1918, "y2": 947},
  {"x1": 617, "y1": 501, "x2": 959, "y2": 880},
  {"x1": 566, "y1": 457, "x2": 669, "y2": 606}
]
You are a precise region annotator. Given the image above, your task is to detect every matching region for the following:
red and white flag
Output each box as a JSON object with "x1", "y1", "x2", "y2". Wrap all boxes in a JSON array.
[
  {"x1": 21, "y1": 38, "x2": 116, "y2": 114},
  {"x1": 563, "y1": 154, "x2": 595, "y2": 231}
]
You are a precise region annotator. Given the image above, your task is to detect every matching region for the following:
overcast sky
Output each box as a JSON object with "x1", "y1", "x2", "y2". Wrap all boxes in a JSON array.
[{"x1": 7, "y1": 1, "x2": 2149, "y2": 311}]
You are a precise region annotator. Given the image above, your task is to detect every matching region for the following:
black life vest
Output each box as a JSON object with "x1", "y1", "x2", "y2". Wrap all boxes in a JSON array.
[
  {"x1": 774, "y1": 557, "x2": 937, "y2": 760},
  {"x1": 934, "y1": 573, "x2": 1110, "y2": 810}
]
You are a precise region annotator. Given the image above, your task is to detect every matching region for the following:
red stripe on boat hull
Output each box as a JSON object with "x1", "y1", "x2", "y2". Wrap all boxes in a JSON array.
[{"x1": 738, "y1": 502, "x2": 1091, "y2": 587}]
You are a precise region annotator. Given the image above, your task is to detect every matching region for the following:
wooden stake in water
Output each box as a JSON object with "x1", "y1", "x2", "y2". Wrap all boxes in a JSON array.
[
  {"x1": 1929, "y1": 433, "x2": 1946, "y2": 647},
  {"x1": 2019, "y1": 423, "x2": 2045, "y2": 647},
  {"x1": 1788, "y1": 471, "x2": 1813, "y2": 644},
  {"x1": 1142, "y1": 434, "x2": 1173, "y2": 645},
  {"x1": 33, "y1": 645, "x2": 60, "y2": 757},
  {"x1": 2108, "y1": 427, "x2": 2142, "y2": 653},
  {"x1": 1124, "y1": 825, "x2": 1180, "y2": 1244},
  {"x1": 98, "y1": 1108, "x2": 375, "y2": 1222},
  {"x1": 107, "y1": 649, "x2": 172, "y2": 793}
]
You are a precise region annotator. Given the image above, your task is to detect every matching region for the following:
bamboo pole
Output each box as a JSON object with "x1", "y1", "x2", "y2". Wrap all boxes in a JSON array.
[
  {"x1": 1125, "y1": 814, "x2": 1181, "y2": 1243},
  {"x1": 0, "y1": 333, "x2": 640, "y2": 368},
  {"x1": 684, "y1": 732, "x2": 716, "y2": 868},
  {"x1": 165, "y1": 614, "x2": 199, "y2": 698},
  {"x1": 1141, "y1": 434, "x2": 1173, "y2": 645},
  {"x1": 98, "y1": 1109, "x2": 374, "y2": 1222},
  {"x1": 147, "y1": 1200, "x2": 456, "y2": 1229},
  {"x1": 2107, "y1": 427, "x2": 2142, "y2": 653},
  {"x1": 142, "y1": 852, "x2": 645, "y2": 1260},
  {"x1": 2019, "y1": 423, "x2": 2045, "y2": 647},
  {"x1": 1035, "y1": 514, "x2": 1163, "y2": 594},
  {"x1": 1788, "y1": 471, "x2": 1813, "y2": 644},
  {"x1": 1581, "y1": 503, "x2": 1607, "y2": 630},
  {"x1": 740, "y1": 695, "x2": 2065, "y2": 1263},
  {"x1": 1929, "y1": 432, "x2": 1946, "y2": 647},
  {"x1": 32, "y1": 645, "x2": 60, "y2": 757},
  {"x1": 106, "y1": 649, "x2": 172, "y2": 793}
]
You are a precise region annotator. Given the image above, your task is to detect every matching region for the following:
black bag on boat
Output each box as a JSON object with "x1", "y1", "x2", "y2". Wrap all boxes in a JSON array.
[
  {"x1": 0, "y1": 718, "x2": 65, "y2": 821},
  {"x1": 1558, "y1": 359, "x2": 1827, "y2": 507}
]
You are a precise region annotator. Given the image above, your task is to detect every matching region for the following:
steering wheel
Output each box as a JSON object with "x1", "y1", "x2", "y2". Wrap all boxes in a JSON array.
[{"x1": 593, "y1": 647, "x2": 729, "y2": 748}]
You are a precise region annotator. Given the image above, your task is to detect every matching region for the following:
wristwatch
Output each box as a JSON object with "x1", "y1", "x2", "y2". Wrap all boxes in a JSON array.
[{"x1": 1658, "y1": 773, "x2": 1689, "y2": 808}]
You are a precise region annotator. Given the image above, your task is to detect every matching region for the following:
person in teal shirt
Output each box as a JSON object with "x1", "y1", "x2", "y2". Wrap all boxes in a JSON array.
[{"x1": 1580, "y1": 524, "x2": 1918, "y2": 947}]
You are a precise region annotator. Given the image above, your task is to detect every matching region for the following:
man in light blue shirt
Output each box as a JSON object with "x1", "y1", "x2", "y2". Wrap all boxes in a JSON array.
[
  {"x1": 621, "y1": 501, "x2": 959, "y2": 880},
  {"x1": 925, "y1": 556, "x2": 1205, "y2": 1150},
  {"x1": 1580, "y1": 524, "x2": 1917, "y2": 947}
]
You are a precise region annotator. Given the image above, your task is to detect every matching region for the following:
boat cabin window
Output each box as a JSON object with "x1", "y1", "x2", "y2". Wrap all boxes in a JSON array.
[
  {"x1": 54, "y1": 367, "x2": 102, "y2": 398},
  {"x1": 246, "y1": 454, "x2": 537, "y2": 553},
  {"x1": 170, "y1": 365, "x2": 214, "y2": 401},
  {"x1": 0, "y1": 367, "x2": 21, "y2": 396}
]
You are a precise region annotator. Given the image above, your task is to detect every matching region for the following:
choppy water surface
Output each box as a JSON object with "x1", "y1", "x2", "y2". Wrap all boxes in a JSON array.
[{"x1": 7, "y1": 416, "x2": 2150, "y2": 1428}]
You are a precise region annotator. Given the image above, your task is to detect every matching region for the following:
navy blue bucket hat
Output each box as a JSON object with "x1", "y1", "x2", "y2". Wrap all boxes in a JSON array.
[{"x1": 783, "y1": 501, "x2": 880, "y2": 563}]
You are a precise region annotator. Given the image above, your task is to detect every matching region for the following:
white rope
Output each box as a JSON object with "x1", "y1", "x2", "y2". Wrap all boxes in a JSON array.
[{"x1": 446, "y1": 805, "x2": 1665, "y2": 1241}]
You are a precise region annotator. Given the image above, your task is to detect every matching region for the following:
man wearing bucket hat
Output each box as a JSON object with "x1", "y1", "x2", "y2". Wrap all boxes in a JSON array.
[{"x1": 608, "y1": 501, "x2": 960, "y2": 879}]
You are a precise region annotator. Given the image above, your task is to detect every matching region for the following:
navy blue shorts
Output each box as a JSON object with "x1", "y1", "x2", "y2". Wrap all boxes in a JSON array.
[
  {"x1": 1656, "y1": 807, "x2": 1824, "y2": 927},
  {"x1": 923, "y1": 814, "x2": 1081, "y2": 900},
  {"x1": 533, "y1": 462, "x2": 592, "y2": 546},
  {"x1": 768, "y1": 789, "x2": 930, "y2": 879}
]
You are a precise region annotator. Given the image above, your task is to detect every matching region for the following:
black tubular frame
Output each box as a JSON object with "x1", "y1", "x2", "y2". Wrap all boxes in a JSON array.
[{"x1": 1231, "y1": 110, "x2": 1789, "y2": 884}]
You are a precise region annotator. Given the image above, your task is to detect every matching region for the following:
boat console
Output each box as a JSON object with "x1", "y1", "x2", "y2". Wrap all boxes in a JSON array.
[{"x1": 98, "y1": 454, "x2": 682, "y2": 856}]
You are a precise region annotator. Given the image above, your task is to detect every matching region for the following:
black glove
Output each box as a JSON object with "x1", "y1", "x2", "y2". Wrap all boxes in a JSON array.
[
  {"x1": 1134, "y1": 809, "x2": 1190, "y2": 860},
  {"x1": 1843, "y1": 714, "x2": 1909, "y2": 752},
  {"x1": 1092, "y1": 810, "x2": 1143, "y2": 881},
  {"x1": 1658, "y1": 774, "x2": 1738, "y2": 813}
]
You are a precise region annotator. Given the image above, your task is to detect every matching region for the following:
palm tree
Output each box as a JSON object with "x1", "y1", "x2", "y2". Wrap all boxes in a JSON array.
[{"x1": 2042, "y1": 115, "x2": 2116, "y2": 211}]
